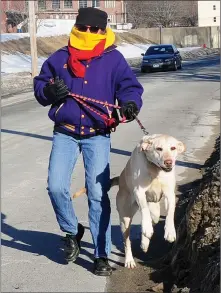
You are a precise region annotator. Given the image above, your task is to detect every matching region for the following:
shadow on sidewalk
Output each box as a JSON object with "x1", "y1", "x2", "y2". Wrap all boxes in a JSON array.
[
  {"x1": 1, "y1": 213, "x2": 125, "y2": 272},
  {"x1": 2, "y1": 129, "x2": 203, "y2": 170},
  {"x1": 1, "y1": 213, "x2": 97, "y2": 272}
]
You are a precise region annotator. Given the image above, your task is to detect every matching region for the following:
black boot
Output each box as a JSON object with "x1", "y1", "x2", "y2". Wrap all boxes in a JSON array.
[
  {"x1": 63, "y1": 223, "x2": 85, "y2": 262},
  {"x1": 76, "y1": 223, "x2": 85, "y2": 249},
  {"x1": 94, "y1": 258, "x2": 112, "y2": 276}
]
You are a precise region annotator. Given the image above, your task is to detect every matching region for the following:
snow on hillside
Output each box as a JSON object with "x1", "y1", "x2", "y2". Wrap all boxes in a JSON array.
[{"x1": 1, "y1": 18, "x2": 201, "y2": 74}]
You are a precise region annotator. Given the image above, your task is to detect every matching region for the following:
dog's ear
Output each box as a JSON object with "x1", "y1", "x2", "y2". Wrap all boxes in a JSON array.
[
  {"x1": 140, "y1": 138, "x2": 153, "y2": 152},
  {"x1": 177, "y1": 141, "x2": 185, "y2": 153}
]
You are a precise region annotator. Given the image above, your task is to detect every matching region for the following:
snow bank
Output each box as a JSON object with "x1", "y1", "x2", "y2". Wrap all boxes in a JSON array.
[
  {"x1": 1, "y1": 53, "x2": 46, "y2": 74},
  {"x1": 1, "y1": 33, "x2": 30, "y2": 42},
  {"x1": 116, "y1": 43, "x2": 151, "y2": 58}
]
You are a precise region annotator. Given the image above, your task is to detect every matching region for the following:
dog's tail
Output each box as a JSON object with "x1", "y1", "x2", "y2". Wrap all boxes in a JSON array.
[
  {"x1": 73, "y1": 187, "x2": 87, "y2": 199},
  {"x1": 73, "y1": 176, "x2": 119, "y2": 199}
]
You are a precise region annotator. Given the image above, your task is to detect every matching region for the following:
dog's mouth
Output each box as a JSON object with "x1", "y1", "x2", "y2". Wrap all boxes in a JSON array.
[
  {"x1": 161, "y1": 166, "x2": 173, "y2": 172},
  {"x1": 147, "y1": 157, "x2": 174, "y2": 172}
]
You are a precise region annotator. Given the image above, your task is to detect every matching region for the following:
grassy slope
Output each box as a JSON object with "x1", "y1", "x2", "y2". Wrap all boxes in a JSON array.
[{"x1": 1, "y1": 32, "x2": 152, "y2": 57}]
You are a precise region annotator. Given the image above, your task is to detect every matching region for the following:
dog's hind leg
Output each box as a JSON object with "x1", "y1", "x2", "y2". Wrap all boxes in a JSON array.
[{"x1": 117, "y1": 192, "x2": 138, "y2": 269}]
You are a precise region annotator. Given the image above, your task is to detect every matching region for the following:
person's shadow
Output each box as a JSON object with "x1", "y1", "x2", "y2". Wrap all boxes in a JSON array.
[{"x1": 1, "y1": 213, "x2": 95, "y2": 271}]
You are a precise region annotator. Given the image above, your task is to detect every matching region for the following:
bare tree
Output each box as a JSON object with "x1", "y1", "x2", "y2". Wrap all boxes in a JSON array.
[
  {"x1": 3, "y1": 1, "x2": 29, "y2": 32},
  {"x1": 180, "y1": 1, "x2": 198, "y2": 26},
  {"x1": 126, "y1": 0, "x2": 149, "y2": 28},
  {"x1": 146, "y1": 1, "x2": 182, "y2": 27},
  {"x1": 126, "y1": 0, "x2": 198, "y2": 28}
]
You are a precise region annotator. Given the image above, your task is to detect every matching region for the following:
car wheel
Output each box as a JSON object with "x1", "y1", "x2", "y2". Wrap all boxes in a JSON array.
[
  {"x1": 173, "y1": 61, "x2": 178, "y2": 71},
  {"x1": 141, "y1": 68, "x2": 146, "y2": 73},
  {"x1": 178, "y1": 62, "x2": 182, "y2": 70}
]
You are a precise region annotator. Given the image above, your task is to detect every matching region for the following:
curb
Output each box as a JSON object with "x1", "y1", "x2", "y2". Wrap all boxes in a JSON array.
[{"x1": 2, "y1": 91, "x2": 35, "y2": 108}]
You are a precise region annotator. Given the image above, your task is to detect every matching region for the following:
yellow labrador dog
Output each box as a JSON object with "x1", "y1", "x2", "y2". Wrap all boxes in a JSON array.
[
  {"x1": 73, "y1": 134, "x2": 185, "y2": 269},
  {"x1": 116, "y1": 134, "x2": 185, "y2": 268}
]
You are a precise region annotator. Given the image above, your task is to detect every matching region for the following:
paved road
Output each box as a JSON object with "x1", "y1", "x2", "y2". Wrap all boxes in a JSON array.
[{"x1": 2, "y1": 57, "x2": 220, "y2": 292}]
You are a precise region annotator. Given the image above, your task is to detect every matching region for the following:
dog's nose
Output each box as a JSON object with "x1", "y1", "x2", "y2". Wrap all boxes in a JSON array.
[{"x1": 164, "y1": 159, "x2": 172, "y2": 167}]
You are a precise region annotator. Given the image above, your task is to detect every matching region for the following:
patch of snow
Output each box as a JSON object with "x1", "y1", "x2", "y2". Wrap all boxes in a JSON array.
[
  {"x1": 116, "y1": 44, "x2": 202, "y2": 59},
  {"x1": 178, "y1": 46, "x2": 201, "y2": 51},
  {"x1": 1, "y1": 53, "x2": 46, "y2": 74},
  {"x1": 116, "y1": 43, "x2": 151, "y2": 58},
  {"x1": 36, "y1": 19, "x2": 74, "y2": 37},
  {"x1": 1, "y1": 33, "x2": 30, "y2": 42}
]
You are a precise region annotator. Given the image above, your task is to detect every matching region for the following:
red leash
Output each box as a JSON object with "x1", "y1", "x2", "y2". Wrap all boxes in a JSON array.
[
  {"x1": 68, "y1": 92, "x2": 127, "y2": 132},
  {"x1": 134, "y1": 116, "x2": 149, "y2": 135},
  {"x1": 49, "y1": 78, "x2": 149, "y2": 135}
]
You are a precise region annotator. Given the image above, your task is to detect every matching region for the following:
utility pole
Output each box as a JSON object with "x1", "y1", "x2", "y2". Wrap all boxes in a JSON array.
[
  {"x1": 159, "y1": 25, "x2": 162, "y2": 44},
  {"x1": 124, "y1": 1, "x2": 127, "y2": 24},
  {"x1": 28, "y1": 1, "x2": 38, "y2": 77}
]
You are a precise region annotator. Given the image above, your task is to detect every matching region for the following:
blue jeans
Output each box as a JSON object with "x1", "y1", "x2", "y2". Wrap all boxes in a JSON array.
[{"x1": 47, "y1": 132, "x2": 111, "y2": 258}]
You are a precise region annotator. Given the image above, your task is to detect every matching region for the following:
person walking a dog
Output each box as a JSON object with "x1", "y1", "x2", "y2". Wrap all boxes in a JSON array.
[{"x1": 34, "y1": 7, "x2": 143, "y2": 276}]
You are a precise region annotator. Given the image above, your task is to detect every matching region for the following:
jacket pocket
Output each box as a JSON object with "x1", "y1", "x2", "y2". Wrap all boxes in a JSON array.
[
  {"x1": 48, "y1": 103, "x2": 64, "y2": 122},
  {"x1": 55, "y1": 103, "x2": 64, "y2": 116}
]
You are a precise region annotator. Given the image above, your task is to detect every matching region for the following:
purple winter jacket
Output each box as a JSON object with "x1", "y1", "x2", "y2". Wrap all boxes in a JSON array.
[{"x1": 34, "y1": 45, "x2": 143, "y2": 136}]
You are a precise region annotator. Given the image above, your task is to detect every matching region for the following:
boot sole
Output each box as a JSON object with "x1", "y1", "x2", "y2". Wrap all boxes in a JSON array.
[
  {"x1": 65, "y1": 248, "x2": 80, "y2": 263},
  {"x1": 94, "y1": 270, "x2": 112, "y2": 276}
]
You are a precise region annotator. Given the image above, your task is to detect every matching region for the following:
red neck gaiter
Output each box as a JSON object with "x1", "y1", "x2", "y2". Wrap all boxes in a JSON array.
[{"x1": 68, "y1": 39, "x2": 106, "y2": 78}]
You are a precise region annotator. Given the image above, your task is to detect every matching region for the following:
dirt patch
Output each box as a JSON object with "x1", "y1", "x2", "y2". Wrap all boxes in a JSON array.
[
  {"x1": 107, "y1": 126, "x2": 220, "y2": 293},
  {"x1": 1, "y1": 72, "x2": 33, "y2": 98},
  {"x1": 115, "y1": 32, "x2": 153, "y2": 46},
  {"x1": 166, "y1": 136, "x2": 220, "y2": 293}
]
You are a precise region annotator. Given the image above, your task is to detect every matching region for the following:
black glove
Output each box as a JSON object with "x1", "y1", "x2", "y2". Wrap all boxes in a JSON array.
[
  {"x1": 111, "y1": 108, "x2": 120, "y2": 126},
  {"x1": 43, "y1": 76, "x2": 69, "y2": 104},
  {"x1": 121, "y1": 101, "x2": 139, "y2": 121}
]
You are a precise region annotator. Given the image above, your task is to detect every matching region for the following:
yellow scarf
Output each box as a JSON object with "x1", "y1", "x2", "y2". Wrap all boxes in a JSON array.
[{"x1": 69, "y1": 27, "x2": 115, "y2": 50}]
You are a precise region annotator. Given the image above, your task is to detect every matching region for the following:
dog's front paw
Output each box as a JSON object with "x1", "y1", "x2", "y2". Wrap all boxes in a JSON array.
[
  {"x1": 125, "y1": 257, "x2": 136, "y2": 269},
  {"x1": 141, "y1": 235, "x2": 150, "y2": 252},
  {"x1": 164, "y1": 225, "x2": 176, "y2": 243},
  {"x1": 142, "y1": 224, "x2": 154, "y2": 239}
]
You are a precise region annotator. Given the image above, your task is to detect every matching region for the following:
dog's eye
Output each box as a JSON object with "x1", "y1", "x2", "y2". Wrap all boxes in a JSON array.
[
  {"x1": 171, "y1": 147, "x2": 176, "y2": 151},
  {"x1": 156, "y1": 147, "x2": 163, "y2": 151}
]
